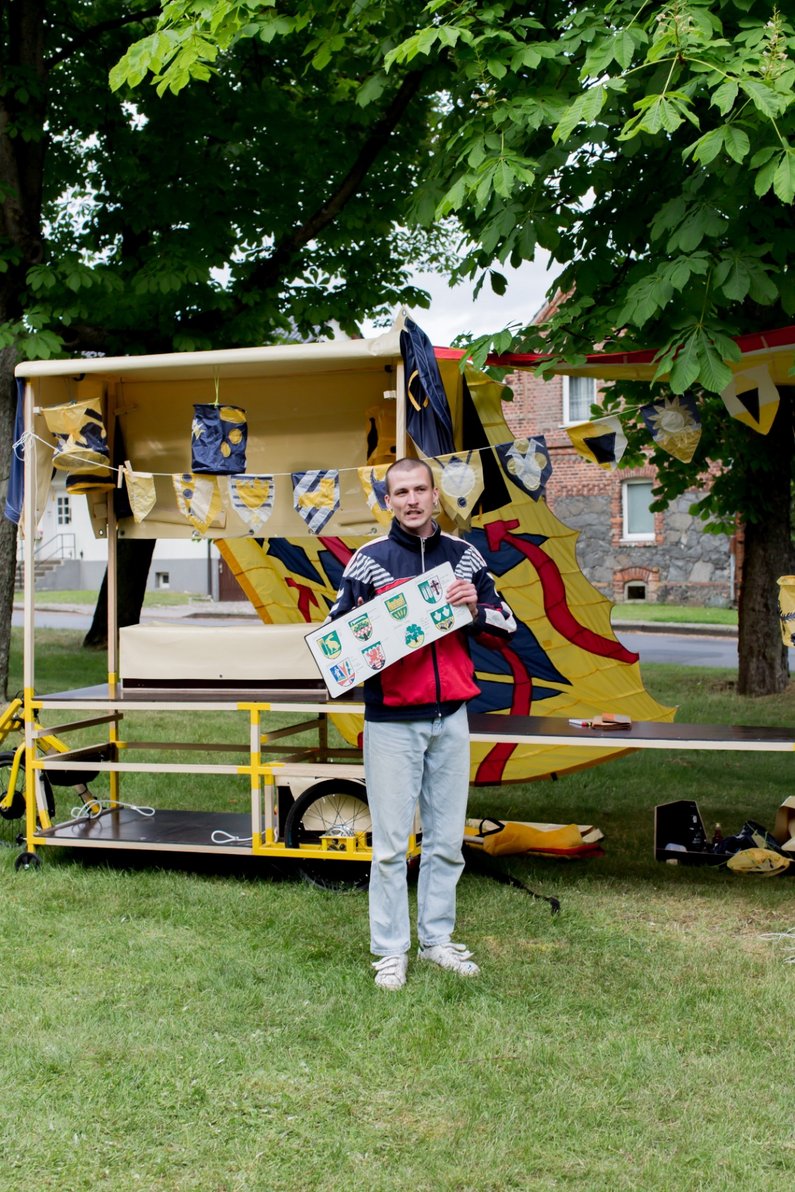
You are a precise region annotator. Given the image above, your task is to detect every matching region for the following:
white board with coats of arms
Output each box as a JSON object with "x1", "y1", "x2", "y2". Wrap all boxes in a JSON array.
[{"x1": 304, "y1": 561, "x2": 473, "y2": 698}]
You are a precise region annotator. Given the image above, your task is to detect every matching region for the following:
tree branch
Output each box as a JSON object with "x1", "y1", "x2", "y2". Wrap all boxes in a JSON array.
[
  {"x1": 230, "y1": 66, "x2": 429, "y2": 300},
  {"x1": 46, "y1": 3, "x2": 162, "y2": 69}
]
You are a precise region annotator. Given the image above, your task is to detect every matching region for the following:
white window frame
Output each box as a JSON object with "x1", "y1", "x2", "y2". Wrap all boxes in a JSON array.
[
  {"x1": 622, "y1": 479, "x2": 655, "y2": 541},
  {"x1": 562, "y1": 374, "x2": 596, "y2": 424},
  {"x1": 56, "y1": 495, "x2": 72, "y2": 527}
]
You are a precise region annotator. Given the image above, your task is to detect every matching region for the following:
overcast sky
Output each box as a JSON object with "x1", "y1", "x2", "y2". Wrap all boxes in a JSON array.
[{"x1": 362, "y1": 251, "x2": 559, "y2": 347}]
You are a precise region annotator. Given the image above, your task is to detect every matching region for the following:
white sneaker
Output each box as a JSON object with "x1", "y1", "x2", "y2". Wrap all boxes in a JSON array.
[
  {"x1": 418, "y1": 942, "x2": 480, "y2": 976},
  {"x1": 372, "y1": 953, "x2": 409, "y2": 990}
]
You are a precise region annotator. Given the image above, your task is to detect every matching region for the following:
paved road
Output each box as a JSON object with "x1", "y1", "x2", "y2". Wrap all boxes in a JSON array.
[
  {"x1": 615, "y1": 629, "x2": 743, "y2": 668},
  {"x1": 13, "y1": 604, "x2": 764, "y2": 667}
]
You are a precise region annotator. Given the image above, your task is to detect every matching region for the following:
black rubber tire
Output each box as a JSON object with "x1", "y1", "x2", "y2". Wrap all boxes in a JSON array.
[
  {"x1": 283, "y1": 778, "x2": 371, "y2": 891},
  {"x1": 0, "y1": 750, "x2": 55, "y2": 821},
  {"x1": 15, "y1": 851, "x2": 41, "y2": 871},
  {"x1": 0, "y1": 751, "x2": 25, "y2": 821}
]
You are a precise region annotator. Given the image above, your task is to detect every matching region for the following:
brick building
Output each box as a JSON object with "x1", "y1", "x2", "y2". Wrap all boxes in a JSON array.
[{"x1": 501, "y1": 364, "x2": 736, "y2": 608}]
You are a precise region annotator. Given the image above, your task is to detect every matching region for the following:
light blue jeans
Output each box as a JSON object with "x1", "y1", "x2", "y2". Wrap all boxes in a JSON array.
[{"x1": 363, "y1": 705, "x2": 471, "y2": 956}]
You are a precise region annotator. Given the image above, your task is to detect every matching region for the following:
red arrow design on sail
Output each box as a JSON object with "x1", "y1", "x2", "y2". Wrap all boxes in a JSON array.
[
  {"x1": 319, "y1": 537, "x2": 355, "y2": 568},
  {"x1": 474, "y1": 642, "x2": 533, "y2": 784},
  {"x1": 484, "y1": 520, "x2": 638, "y2": 664},
  {"x1": 285, "y1": 578, "x2": 320, "y2": 622}
]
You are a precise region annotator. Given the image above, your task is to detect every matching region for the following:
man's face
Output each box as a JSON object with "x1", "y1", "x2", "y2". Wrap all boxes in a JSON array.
[{"x1": 386, "y1": 465, "x2": 437, "y2": 536}]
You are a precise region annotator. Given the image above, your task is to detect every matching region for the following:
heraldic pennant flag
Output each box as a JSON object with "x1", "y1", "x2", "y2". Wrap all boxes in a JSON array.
[
  {"x1": 641, "y1": 394, "x2": 701, "y2": 464},
  {"x1": 400, "y1": 316, "x2": 456, "y2": 457},
  {"x1": 566, "y1": 415, "x2": 627, "y2": 470},
  {"x1": 292, "y1": 469, "x2": 340, "y2": 534},
  {"x1": 495, "y1": 437, "x2": 553, "y2": 501},
  {"x1": 720, "y1": 365, "x2": 779, "y2": 435},
  {"x1": 357, "y1": 464, "x2": 392, "y2": 527},
  {"x1": 172, "y1": 472, "x2": 222, "y2": 535},
  {"x1": 123, "y1": 467, "x2": 157, "y2": 524},
  {"x1": 224, "y1": 474, "x2": 275, "y2": 535},
  {"x1": 429, "y1": 450, "x2": 485, "y2": 524}
]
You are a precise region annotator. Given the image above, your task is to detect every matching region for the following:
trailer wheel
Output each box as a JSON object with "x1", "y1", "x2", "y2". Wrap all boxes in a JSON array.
[
  {"x1": 0, "y1": 751, "x2": 54, "y2": 822},
  {"x1": 15, "y1": 851, "x2": 41, "y2": 871},
  {"x1": 0, "y1": 752, "x2": 25, "y2": 822},
  {"x1": 284, "y1": 779, "x2": 371, "y2": 891}
]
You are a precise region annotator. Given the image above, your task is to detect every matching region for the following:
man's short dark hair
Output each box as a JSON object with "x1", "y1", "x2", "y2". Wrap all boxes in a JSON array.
[{"x1": 385, "y1": 457, "x2": 434, "y2": 494}]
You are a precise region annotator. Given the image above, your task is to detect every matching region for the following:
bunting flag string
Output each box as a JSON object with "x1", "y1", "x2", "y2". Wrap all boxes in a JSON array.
[{"x1": 23, "y1": 371, "x2": 760, "y2": 535}]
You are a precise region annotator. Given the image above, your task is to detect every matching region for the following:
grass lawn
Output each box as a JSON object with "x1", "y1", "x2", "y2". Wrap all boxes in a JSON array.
[
  {"x1": 22, "y1": 589, "x2": 739, "y2": 625},
  {"x1": 1, "y1": 631, "x2": 793, "y2": 1190},
  {"x1": 19, "y1": 588, "x2": 212, "y2": 607},
  {"x1": 611, "y1": 602, "x2": 737, "y2": 626}
]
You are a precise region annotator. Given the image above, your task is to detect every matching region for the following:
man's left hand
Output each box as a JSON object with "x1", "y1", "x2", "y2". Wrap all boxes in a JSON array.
[{"x1": 446, "y1": 578, "x2": 478, "y2": 619}]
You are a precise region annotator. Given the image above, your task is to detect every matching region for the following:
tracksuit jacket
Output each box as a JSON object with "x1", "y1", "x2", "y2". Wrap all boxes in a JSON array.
[{"x1": 329, "y1": 518, "x2": 517, "y2": 721}]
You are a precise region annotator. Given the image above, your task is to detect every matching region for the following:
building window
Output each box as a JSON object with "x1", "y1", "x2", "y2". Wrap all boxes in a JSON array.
[
  {"x1": 155, "y1": 571, "x2": 170, "y2": 590},
  {"x1": 622, "y1": 479, "x2": 655, "y2": 540},
  {"x1": 624, "y1": 581, "x2": 647, "y2": 601},
  {"x1": 56, "y1": 495, "x2": 71, "y2": 526},
  {"x1": 563, "y1": 375, "x2": 596, "y2": 424}
]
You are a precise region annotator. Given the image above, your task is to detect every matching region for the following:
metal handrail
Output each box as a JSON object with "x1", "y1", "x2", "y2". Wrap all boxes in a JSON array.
[{"x1": 16, "y1": 532, "x2": 76, "y2": 563}]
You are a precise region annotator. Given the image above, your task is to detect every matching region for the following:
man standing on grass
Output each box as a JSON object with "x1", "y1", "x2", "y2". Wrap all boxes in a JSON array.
[{"x1": 328, "y1": 457, "x2": 516, "y2": 990}]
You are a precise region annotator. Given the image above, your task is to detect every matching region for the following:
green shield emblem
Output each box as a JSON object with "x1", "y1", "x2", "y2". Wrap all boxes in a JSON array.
[
  {"x1": 431, "y1": 604, "x2": 455, "y2": 633},
  {"x1": 385, "y1": 592, "x2": 408, "y2": 621},
  {"x1": 318, "y1": 629, "x2": 342, "y2": 659}
]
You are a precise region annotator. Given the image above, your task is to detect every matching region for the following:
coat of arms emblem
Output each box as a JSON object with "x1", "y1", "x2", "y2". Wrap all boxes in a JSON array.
[
  {"x1": 385, "y1": 591, "x2": 408, "y2": 621},
  {"x1": 405, "y1": 623, "x2": 425, "y2": 649},
  {"x1": 418, "y1": 576, "x2": 443, "y2": 604},
  {"x1": 431, "y1": 604, "x2": 455, "y2": 633},
  {"x1": 350, "y1": 612, "x2": 373, "y2": 642},
  {"x1": 362, "y1": 642, "x2": 387, "y2": 671},
  {"x1": 318, "y1": 629, "x2": 342, "y2": 659},
  {"x1": 329, "y1": 659, "x2": 356, "y2": 688}
]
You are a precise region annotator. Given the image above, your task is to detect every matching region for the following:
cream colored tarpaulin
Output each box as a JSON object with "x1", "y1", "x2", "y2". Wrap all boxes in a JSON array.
[{"x1": 16, "y1": 321, "x2": 676, "y2": 786}]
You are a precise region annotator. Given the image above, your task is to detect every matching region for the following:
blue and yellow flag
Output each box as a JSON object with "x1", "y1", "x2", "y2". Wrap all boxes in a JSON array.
[
  {"x1": 43, "y1": 397, "x2": 110, "y2": 474},
  {"x1": 641, "y1": 394, "x2": 701, "y2": 463},
  {"x1": 191, "y1": 404, "x2": 248, "y2": 473},
  {"x1": 495, "y1": 437, "x2": 552, "y2": 501},
  {"x1": 292, "y1": 469, "x2": 340, "y2": 534},
  {"x1": 224, "y1": 474, "x2": 275, "y2": 535},
  {"x1": 566, "y1": 416, "x2": 627, "y2": 470},
  {"x1": 720, "y1": 365, "x2": 779, "y2": 435},
  {"x1": 357, "y1": 463, "x2": 392, "y2": 527},
  {"x1": 429, "y1": 450, "x2": 485, "y2": 524},
  {"x1": 172, "y1": 472, "x2": 222, "y2": 534}
]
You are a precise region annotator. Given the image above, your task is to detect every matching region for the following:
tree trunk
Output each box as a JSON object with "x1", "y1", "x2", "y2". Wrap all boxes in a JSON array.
[
  {"x1": 737, "y1": 389, "x2": 795, "y2": 696},
  {"x1": 83, "y1": 538, "x2": 156, "y2": 648},
  {"x1": 0, "y1": 347, "x2": 19, "y2": 699}
]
